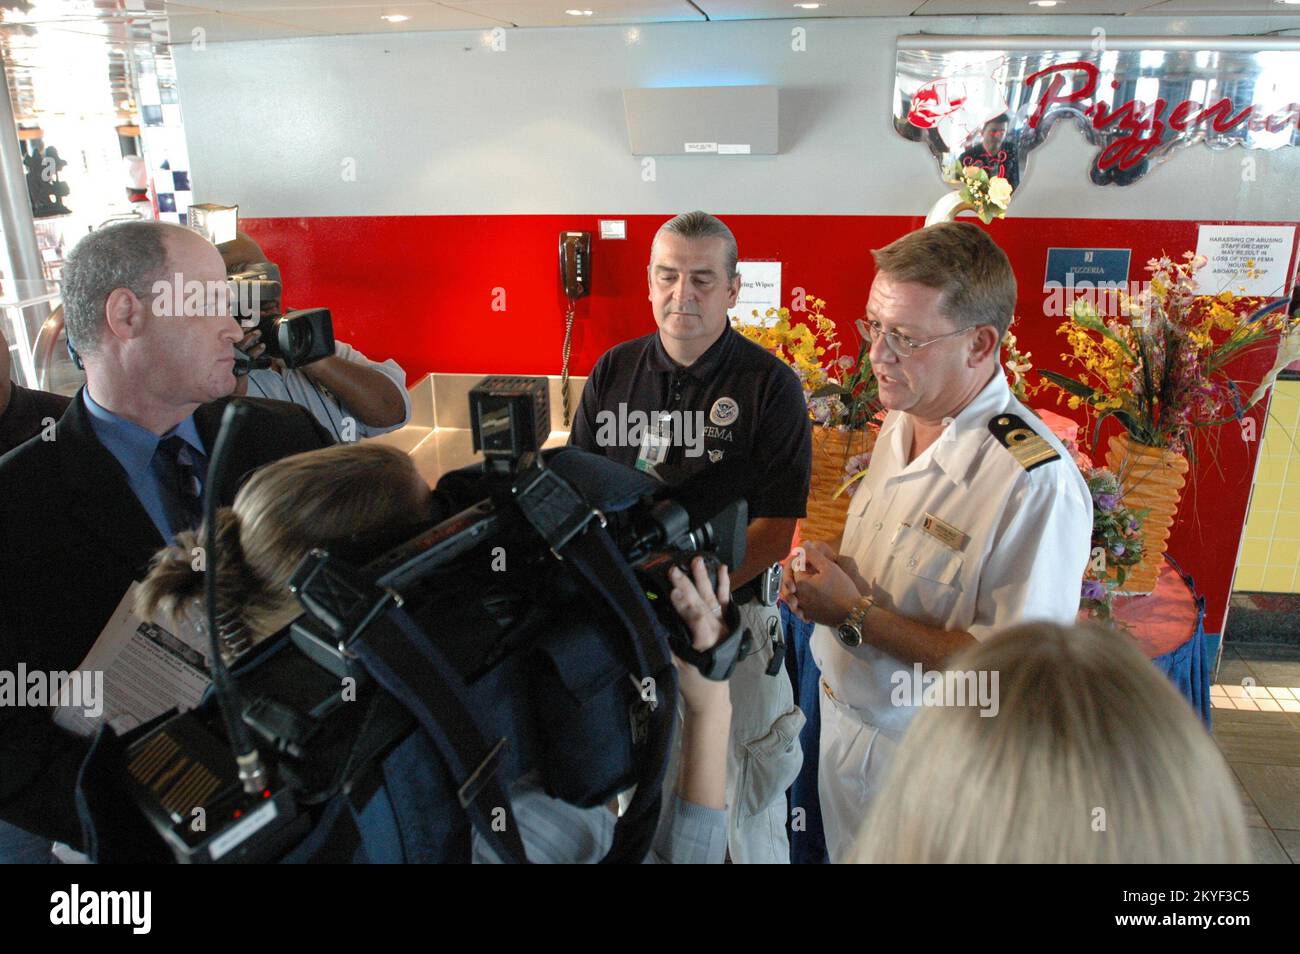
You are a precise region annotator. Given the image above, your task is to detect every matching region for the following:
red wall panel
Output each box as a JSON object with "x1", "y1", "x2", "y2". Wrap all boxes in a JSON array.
[{"x1": 244, "y1": 213, "x2": 1297, "y2": 635}]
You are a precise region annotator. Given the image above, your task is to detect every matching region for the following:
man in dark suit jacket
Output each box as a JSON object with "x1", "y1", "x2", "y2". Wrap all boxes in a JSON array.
[
  {"x1": 0, "y1": 323, "x2": 71, "y2": 457},
  {"x1": 0, "y1": 221, "x2": 333, "y2": 848}
]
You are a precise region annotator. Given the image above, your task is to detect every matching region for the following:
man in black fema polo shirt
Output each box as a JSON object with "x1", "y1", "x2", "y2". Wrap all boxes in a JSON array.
[{"x1": 570, "y1": 210, "x2": 812, "y2": 863}]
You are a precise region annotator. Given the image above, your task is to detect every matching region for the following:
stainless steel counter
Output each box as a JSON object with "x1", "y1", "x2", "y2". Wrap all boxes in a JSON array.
[{"x1": 368, "y1": 372, "x2": 585, "y2": 486}]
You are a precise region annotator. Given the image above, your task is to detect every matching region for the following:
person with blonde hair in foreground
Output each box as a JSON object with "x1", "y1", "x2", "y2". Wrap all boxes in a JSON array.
[
  {"x1": 138, "y1": 441, "x2": 735, "y2": 863},
  {"x1": 138, "y1": 441, "x2": 432, "y2": 645},
  {"x1": 853, "y1": 621, "x2": 1249, "y2": 864}
]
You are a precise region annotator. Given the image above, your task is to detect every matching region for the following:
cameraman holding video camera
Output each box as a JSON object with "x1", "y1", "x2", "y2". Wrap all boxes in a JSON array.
[{"x1": 219, "y1": 233, "x2": 411, "y2": 440}]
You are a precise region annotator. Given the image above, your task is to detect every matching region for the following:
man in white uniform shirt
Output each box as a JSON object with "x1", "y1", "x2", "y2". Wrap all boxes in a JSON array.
[{"x1": 784, "y1": 222, "x2": 1091, "y2": 862}]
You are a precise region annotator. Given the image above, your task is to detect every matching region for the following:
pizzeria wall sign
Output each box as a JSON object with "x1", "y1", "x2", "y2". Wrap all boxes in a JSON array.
[{"x1": 893, "y1": 35, "x2": 1300, "y2": 188}]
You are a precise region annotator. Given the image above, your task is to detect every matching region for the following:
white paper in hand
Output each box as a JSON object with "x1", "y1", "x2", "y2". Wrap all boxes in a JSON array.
[{"x1": 53, "y1": 583, "x2": 213, "y2": 737}]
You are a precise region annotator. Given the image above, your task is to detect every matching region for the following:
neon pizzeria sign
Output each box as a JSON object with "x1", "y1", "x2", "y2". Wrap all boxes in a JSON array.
[{"x1": 893, "y1": 37, "x2": 1300, "y2": 188}]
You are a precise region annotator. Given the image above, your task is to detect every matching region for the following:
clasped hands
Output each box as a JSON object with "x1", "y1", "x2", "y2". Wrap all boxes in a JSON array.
[{"x1": 781, "y1": 540, "x2": 865, "y2": 628}]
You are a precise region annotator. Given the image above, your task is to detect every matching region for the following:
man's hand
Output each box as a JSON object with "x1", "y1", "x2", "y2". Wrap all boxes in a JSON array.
[
  {"x1": 786, "y1": 544, "x2": 861, "y2": 627},
  {"x1": 780, "y1": 539, "x2": 835, "y2": 603},
  {"x1": 236, "y1": 327, "x2": 267, "y2": 362},
  {"x1": 231, "y1": 328, "x2": 268, "y2": 397}
]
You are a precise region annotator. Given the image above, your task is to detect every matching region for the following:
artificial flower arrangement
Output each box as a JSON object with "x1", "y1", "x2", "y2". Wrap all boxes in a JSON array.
[
  {"x1": 942, "y1": 162, "x2": 1014, "y2": 225},
  {"x1": 732, "y1": 297, "x2": 840, "y2": 399},
  {"x1": 1007, "y1": 321, "x2": 1149, "y2": 619},
  {"x1": 1080, "y1": 466, "x2": 1149, "y2": 620},
  {"x1": 1033, "y1": 253, "x2": 1296, "y2": 593},
  {"x1": 732, "y1": 297, "x2": 883, "y2": 514},
  {"x1": 732, "y1": 295, "x2": 883, "y2": 438},
  {"x1": 1040, "y1": 420, "x2": 1149, "y2": 621},
  {"x1": 1038, "y1": 253, "x2": 1290, "y2": 455},
  {"x1": 1003, "y1": 320, "x2": 1034, "y2": 403}
]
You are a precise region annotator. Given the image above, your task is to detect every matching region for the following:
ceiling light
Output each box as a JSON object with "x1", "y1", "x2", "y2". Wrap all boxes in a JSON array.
[
  {"x1": 1029, "y1": 1, "x2": 1062, "y2": 6},
  {"x1": 794, "y1": 3, "x2": 823, "y2": 8},
  {"x1": 565, "y1": 9, "x2": 595, "y2": 15},
  {"x1": 381, "y1": 14, "x2": 409, "y2": 22},
  {"x1": 1274, "y1": 1, "x2": 1300, "y2": 6}
]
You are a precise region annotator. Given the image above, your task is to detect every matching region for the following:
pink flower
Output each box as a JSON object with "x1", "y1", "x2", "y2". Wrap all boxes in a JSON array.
[{"x1": 842, "y1": 451, "x2": 872, "y2": 497}]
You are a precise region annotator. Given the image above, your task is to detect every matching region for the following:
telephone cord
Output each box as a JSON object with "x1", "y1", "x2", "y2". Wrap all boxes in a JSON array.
[{"x1": 561, "y1": 303, "x2": 576, "y2": 427}]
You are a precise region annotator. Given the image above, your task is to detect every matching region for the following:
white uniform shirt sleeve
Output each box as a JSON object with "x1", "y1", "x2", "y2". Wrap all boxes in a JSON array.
[
  {"x1": 967, "y1": 470, "x2": 1093, "y2": 642},
  {"x1": 331, "y1": 340, "x2": 412, "y2": 433}
]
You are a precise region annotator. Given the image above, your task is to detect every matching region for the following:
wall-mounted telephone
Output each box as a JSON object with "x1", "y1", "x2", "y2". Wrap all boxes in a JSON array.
[
  {"x1": 558, "y1": 231, "x2": 592, "y2": 427},
  {"x1": 560, "y1": 231, "x2": 591, "y2": 302}
]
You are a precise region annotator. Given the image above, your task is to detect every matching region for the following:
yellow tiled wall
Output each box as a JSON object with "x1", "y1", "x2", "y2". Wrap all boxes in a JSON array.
[{"x1": 1235, "y1": 379, "x2": 1300, "y2": 593}]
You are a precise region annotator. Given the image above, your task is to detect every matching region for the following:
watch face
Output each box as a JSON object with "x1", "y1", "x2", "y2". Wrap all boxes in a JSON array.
[{"x1": 837, "y1": 624, "x2": 862, "y2": 648}]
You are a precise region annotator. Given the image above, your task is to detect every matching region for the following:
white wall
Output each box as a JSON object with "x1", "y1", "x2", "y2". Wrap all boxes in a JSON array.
[{"x1": 175, "y1": 14, "x2": 1300, "y2": 221}]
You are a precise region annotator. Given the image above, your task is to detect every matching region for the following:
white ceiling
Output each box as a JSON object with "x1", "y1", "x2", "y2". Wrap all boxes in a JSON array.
[{"x1": 1, "y1": 0, "x2": 1298, "y2": 47}]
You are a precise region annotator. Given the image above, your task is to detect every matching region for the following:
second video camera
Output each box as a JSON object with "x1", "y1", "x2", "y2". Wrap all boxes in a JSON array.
[{"x1": 229, "y1": 261, "x2": 335, "y2": 369}]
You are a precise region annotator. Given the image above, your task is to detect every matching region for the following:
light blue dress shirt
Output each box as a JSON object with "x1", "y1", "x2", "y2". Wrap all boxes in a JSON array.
[
  {"x1": 471, "y1": 776, "x2": 727, "y2": 864},
  {"x1": 82, "y1": 389, "x2": 208, "y2": 544}
]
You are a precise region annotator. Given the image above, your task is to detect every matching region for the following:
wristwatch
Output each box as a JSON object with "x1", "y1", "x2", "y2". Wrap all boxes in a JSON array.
[{"x1": 836, "y1": 595, "x2": 875, "y2": 648}]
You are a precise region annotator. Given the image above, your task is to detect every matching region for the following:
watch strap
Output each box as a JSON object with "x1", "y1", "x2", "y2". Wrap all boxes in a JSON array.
[{"x1": 844, "y1": 594, "x2": 874, "y2": 630}]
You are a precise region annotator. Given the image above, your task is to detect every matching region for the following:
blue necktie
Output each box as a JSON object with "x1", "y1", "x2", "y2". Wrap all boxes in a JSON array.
[{"x1": 153, "y1": 434, "x2": 205, "y2": 535}]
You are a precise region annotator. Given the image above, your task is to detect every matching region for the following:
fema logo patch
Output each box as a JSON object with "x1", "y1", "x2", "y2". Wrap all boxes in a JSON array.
[{"x1": 709, "y1": 397, "x2": 739, "y2": 427}]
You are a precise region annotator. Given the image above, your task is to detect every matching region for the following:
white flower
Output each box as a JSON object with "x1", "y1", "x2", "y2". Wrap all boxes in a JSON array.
[{"x1": 987, "y1": 177, "x2": 1013, "y2": 209}]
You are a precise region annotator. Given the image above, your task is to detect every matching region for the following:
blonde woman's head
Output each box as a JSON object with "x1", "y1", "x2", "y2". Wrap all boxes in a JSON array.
[
  {"x1": 138, "y1": 441, "x2": 431, "y2": 643},
  {"x1": 854, "y1": 621, "x2": 1248, "y2": 864}
]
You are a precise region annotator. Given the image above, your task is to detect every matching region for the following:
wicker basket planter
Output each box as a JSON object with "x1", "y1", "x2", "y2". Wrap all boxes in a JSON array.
[
  {"x1": 1104, "y1": 432, "x2": 1190, "y2": 596},
  {"x1": 801, "y1": 425, "x2": 877, "y2": 545}
]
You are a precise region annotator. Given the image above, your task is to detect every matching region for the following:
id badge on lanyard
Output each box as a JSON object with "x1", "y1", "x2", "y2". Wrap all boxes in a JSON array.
[{"x1": 635, "y1": 412, "x2": 674, "y2": 473}]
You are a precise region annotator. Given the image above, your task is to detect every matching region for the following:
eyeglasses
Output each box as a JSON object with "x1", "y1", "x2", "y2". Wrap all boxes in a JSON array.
[{"x1": 860, "y1": 318, "x2": 976, "y2": 358}]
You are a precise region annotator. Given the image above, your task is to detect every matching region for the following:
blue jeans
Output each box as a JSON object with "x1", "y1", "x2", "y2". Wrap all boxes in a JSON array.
[{"x1": 782, "y1": 604, "x2": 829, "y2": 864}]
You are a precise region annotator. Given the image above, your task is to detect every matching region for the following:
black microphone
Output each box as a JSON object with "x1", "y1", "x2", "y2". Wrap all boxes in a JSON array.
[{"x1": 202, "y1": 400, "x2": 268, "y2": 796}]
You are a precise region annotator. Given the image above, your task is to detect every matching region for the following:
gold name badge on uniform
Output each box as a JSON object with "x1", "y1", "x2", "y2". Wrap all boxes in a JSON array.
[{"x1": 921, "y1": 512, "x2": 969, "y2": 552}]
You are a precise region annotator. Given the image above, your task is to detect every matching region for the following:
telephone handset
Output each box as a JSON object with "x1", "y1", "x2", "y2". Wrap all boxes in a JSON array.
[
  {"x1": 559, "y1": 231, "x2": 591, "y2": 301},
  {"x1": 558, "y1": 231, "x2": 592, "y2": 427}
]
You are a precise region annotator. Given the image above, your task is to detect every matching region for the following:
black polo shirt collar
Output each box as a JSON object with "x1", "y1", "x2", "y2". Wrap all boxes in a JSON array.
[{"x1": 646, "y1": 325, "x2": 737, "y2": 381}]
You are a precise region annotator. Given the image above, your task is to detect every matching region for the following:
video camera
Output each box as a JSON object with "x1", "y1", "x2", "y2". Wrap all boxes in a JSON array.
[
  {"x1": 458, "y1": 377, "x2": 753, "y2": 679},
  {"x1": 83, "y1": 377, "x2": 751, "y2": 864},
  {"x1": 228, "y1": 260, "x2": 335, "y2": 370}
]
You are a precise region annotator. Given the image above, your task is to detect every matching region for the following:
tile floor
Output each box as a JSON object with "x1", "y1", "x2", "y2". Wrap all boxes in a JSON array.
[{"x1": 1211, "y1": 643, "x2": 1300, "y2": 863}]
